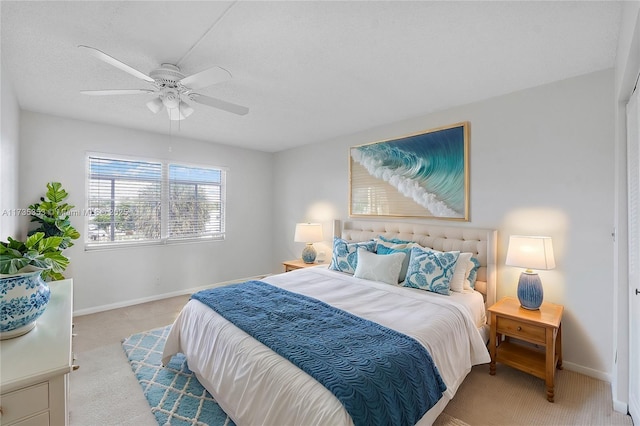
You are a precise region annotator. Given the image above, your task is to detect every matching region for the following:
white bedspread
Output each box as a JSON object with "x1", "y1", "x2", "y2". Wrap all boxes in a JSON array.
[{"x1": 162, "y1": 267, "x2": 490, "y2": 426}]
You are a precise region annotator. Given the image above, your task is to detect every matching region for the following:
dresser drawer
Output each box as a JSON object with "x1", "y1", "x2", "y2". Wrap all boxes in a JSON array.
[
  {"x1": 496, "y1": 316, "x2": 545, "y2": 344},
  {"x1": 1, "y1": 382, "x2": 49, "y2": 425},
  {"x1": 11, "y1": 411, "x2": 49, "y2": 426}
]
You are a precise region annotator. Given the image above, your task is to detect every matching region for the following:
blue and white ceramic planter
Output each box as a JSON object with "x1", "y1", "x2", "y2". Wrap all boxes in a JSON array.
[{"x1": 0, "y1": 270, "x2": 50, "y2": 340}]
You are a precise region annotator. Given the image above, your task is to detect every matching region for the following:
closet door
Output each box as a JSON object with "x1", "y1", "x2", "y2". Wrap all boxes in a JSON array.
[{"x1": 627, "y1": 89, "x2": 640, "y2": 422}]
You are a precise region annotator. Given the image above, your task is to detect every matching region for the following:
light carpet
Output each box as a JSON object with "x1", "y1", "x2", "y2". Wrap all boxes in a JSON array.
[{"x1": 122, "y1": 325, "x2": 469, "y2": 426}]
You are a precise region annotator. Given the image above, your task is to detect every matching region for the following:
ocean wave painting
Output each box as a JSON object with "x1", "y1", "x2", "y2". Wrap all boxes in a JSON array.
[{"x1": 350, "y1": 122, "x2": 468, "y2": 220}]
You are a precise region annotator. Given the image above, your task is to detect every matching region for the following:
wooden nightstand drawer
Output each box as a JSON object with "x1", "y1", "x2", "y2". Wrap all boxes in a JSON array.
[
  {"x1": 1, "y1": 382, "x2": 49, "y2": 425},
  {"x1": 496, "y1": 316, "x2": 546, "y2": 344}
]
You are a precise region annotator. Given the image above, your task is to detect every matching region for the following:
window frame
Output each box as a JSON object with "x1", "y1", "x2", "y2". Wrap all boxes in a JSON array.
[{"x1": 85, "y1": 152, "x2": 227, "y2": 250}]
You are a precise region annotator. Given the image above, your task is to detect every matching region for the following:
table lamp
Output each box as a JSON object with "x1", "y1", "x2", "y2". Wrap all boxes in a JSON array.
[
  {"x1": 505, "y1": 235, "x2": 555, "y2": 310},
  {"x1": 294, "y1": 223, "x2": 323, "y2": 263}
]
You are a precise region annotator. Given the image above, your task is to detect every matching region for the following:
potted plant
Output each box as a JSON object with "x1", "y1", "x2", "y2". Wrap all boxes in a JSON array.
[
  {"x1": 28, "y1": 182, "x2": 80, "y2": 256},
  {"x1": 0, "y1": 182, "x2": 79, "y2": 339}
]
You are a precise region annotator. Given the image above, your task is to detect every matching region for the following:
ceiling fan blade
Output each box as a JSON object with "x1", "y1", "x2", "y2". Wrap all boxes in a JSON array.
[
  {"x1": 191, "y1": 93, "x2": 249, "y2": 116},
  {"x1": 78, "y1": 45, "x2": 155, "y2": 83},
  {"x1": 179, "y1": 66, "x2": 232, "y2": 90},
  {"x1": 80, "y1": 89, "x2": 155, "y2": 96}
]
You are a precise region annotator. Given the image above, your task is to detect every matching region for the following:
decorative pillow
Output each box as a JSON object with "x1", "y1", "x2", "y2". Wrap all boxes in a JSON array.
[
  {"x1": 378, "y1": 235, "x2": 413, "y2": 245},
  {"x1": 404, "y1": 247, "x2": 460, "y2": 295},
  {"x1": 353, "y1": 248, "x2": 406, "y2": 285},
  {"x1": 464, "y1": 257, "x2": 481, "y2": 290},
  {"x1": 449, "y1": 252, "x2": 473, "y2": 292},
  {"x1": 375, "y1": 239, "x2": 418, "y2": 250},
  {"x1": 376, "y1": 243, "x2": 418, "y2": 282},
  {"x1": 328, "y1": 237, "x2": 376, "y2": 275}
]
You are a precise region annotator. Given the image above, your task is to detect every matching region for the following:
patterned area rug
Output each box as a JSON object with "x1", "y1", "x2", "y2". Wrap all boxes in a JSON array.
[
  {"x1": 122, "y1": 325, "x2": 235, "y2": 426},
  {"x1": 122, "y1": 325, "x2": 469, "y2": 426}
]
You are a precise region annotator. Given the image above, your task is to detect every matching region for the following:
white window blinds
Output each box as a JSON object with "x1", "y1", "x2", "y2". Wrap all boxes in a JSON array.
[
  {"x1": 87, "y1": 155, "x2": 225, "y2": 247},
  {"x1": 168, "y1": 164, "x2": 225, "y2": 240}
]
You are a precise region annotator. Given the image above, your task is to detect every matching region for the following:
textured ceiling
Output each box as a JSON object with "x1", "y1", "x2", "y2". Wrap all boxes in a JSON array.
[{"x1": 1, "y1": 1, "x2": 622, "y2": 152}]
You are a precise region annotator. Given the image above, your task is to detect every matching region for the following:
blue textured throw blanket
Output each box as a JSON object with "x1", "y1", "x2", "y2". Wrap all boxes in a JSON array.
[{"x1": 192, "y1": 281, "x2": 446, "y2": 426}]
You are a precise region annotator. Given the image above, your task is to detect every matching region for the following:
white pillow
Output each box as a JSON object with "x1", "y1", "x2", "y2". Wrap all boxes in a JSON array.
[
  {"x1": 375, "y1": 239, "x2": 419, "y2": 250},
  {"x1": 449, "y1": 252, "x2": 473, "y2": 292},
  {"x1": 375, "y1": 240, "x2": 420, "y2": 282},
  {"x1": 354, "y1": 248, "x2": 406, "y2": 285}
]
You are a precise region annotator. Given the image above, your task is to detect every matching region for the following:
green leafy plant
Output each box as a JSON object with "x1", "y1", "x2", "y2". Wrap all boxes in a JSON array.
[
  {"x1": 28, "y1": 182, "x2": 80, "y2": 249},
  {"x1": 0, "y1": 182, "x2": 79, "y2": 281},
  {"x1": 0, "y1": 232, "x2": 70, "y2": 280}
]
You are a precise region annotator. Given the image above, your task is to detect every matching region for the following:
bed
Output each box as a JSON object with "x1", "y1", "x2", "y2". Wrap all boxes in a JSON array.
[{"x1": 162, "y1": 220, "x2": 497, "y2": 425}]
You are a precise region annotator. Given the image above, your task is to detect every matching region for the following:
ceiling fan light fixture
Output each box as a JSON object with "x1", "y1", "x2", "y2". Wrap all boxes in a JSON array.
[
  {"x1": 162, "y1": 90, "x2": 180, "y2": 110},
  {"x1": 167, "y1": 106, "x2": 188, "y2": 121},
  {"x1": 179, "y1": 101, "x2": 194, "y2": 118},
  {"x1": 146, "y1": 97, "x2": 163, "y2": 114}
]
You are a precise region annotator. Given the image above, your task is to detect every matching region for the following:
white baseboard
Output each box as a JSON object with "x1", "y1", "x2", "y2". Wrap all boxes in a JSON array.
[
  {"x1": 559, "y1": 363, "x2": 632, "y2": 415},
  {"x1": 629, "y1": 394, "x2": 639, "y2": 419},
  {"x1": 613, "y1": 398, "x2": 629, "y2": 414},
  {"x1": 73, "y1": 274, "x2": 271, "y2": 316},
  {"x1": 561, "y1": 361, "x2": 611, "y2": 382}
]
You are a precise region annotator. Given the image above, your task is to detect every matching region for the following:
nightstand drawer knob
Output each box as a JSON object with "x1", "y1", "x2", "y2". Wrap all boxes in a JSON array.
[{"x1": 517, "y1": 326, "x2": 522, "y2": 331}]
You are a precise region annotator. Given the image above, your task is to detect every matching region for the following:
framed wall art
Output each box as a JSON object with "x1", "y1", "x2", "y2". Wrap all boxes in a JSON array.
[{"x1": 349, "y1": 121, "x2": 469, "y2": 221}]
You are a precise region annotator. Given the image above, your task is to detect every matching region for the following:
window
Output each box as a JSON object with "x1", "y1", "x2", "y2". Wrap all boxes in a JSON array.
[
  {"x1": 86, "y1": 154, "x2": 225, "y2": 248},
  {"x1": 168, "y1": 164, "x2": 224, "y2": 240}
]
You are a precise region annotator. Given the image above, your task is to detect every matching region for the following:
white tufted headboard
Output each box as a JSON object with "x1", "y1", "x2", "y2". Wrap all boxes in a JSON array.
[{"x1": 338, "y1": 220, "x2": 498, "y2": 309}]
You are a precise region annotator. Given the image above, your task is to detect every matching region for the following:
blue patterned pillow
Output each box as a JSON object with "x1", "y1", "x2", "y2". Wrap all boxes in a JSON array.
[
  {"x1": 329, "y1": 237, "x2": 376, "y2": 275},
  {"x1": 404, "y1": 247, "x2": 460, "y2": 295},
  {"x1": 378, "y1": 235, "x2": 413, "y2": 244},
  {"x1": 465, "y1": 256, "x2": 481, "y2": 290}
]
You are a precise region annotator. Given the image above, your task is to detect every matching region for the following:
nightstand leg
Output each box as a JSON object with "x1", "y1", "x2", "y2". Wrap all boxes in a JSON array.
[
  {"x1": 557, "y1": 323, "x2": 563, "y2": 370},
  {"x1": 489, "y1": 314, "x2": 496, "y2": 375},
  {"x1": 545, "y1": 327, "x2": 556, "y2": 402}
]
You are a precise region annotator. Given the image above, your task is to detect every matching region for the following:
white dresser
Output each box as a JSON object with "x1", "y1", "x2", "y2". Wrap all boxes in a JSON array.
[{"x1": 0, "y1": 279, "x2": 73, "y2": 426}]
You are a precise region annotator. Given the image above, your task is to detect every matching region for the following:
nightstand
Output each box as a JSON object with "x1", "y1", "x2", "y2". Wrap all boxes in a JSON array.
[
  {"x1": 488, "y1": 296, "x2": 564, "y2": 402},
  {"x1": 282, "y1": 259, "x2": 318, "y2": 272}
]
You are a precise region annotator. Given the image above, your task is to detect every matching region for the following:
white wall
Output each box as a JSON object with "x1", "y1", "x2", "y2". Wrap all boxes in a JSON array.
[
  {"x1": 273, "y1": 69, "x2": 615, "y2": 378},
  {"x1": 19, "y1": 112, "x2": 274, "y2": 313},
  {"x1": 612, "y1": 1, "x2": 640, "y2": 412},
  {"x1": 0, "y1": 61, "x2": 21, "y2": 240}
]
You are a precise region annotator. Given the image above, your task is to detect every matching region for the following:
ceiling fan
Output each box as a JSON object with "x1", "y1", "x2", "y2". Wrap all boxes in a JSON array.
[{"x1": 78, "y1": 45, "x2": 249, "y2": 120}]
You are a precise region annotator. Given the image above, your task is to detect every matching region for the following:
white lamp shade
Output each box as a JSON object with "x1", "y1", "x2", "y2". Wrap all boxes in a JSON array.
[
  {"x1": 294, "y1": 223, "x2": 323, "y2": 243},
  {"x1": 146, "y1": 97, "x2": 164, "y2": 114},
  {"x1": 167, "y1": 106, "x2": 191, "y2": 121},
  {"x1": 505, "y1": 235, "x2": 556, "y2": 270},
  {"x1": 179, "y1": 101, "x2": 194, "y2": 118}
]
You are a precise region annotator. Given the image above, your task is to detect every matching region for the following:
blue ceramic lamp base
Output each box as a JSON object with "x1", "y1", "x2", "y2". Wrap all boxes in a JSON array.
[
  {"x1": 301, "y1": 244, "x2": 317, "y2": 264},
  {"x1": 517, "y1": 271, "x2": 543, "y2": 310}
]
